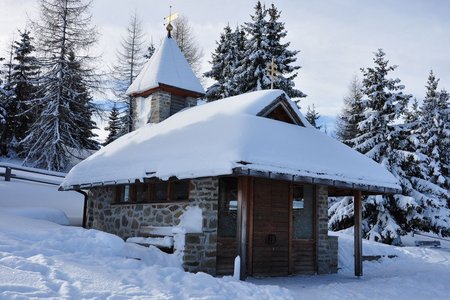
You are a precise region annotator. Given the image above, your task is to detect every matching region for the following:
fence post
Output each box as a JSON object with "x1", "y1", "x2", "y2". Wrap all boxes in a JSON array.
[{"x1": 5, "y1": 167, "x2": 12, "y2": 181}]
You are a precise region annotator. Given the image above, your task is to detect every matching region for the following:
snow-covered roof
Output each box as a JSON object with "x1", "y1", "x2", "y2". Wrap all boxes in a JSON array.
[
  {"x1": 61, "y1": 90, "x2": 400, "y2": 192},
  {"x1": 126, "y1": 36, "x2": 204, "y2": 96}
]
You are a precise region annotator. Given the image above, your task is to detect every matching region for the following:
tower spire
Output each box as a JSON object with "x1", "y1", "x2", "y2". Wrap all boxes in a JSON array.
[{"x1": 164, "y1": 6, "x2": 178, "y2": 38}]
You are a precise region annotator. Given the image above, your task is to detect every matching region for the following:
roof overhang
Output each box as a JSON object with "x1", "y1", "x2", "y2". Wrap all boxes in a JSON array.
[
  {"x1": 130, "y1": 83, "x2": 205, "y2": 99},
  {"x1": 232, "y1": 167, "x2": 401, "y2": 196}
]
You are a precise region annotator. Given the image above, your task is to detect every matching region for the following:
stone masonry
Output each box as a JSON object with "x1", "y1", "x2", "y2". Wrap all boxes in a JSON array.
[
  {"x1": 316, "y1": 185, "x2": 338, "y2": 274},
  {"x1": 85, "y1": 177, "x2": 219, "y2": 275},
  {"x1": 150, "y1": 90, "x2": 171, "y2": 123}
]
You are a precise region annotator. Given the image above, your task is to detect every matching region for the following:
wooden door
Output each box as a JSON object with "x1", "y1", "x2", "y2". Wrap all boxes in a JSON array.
[{"x1": 252, "y1": 178, "x2": 290, "y2": 276}]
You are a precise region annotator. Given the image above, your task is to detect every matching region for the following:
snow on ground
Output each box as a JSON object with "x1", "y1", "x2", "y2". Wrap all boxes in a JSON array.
[
  {"x1": 1, "y1": 211, "x2": 449, "y2": 300},
  {"x1": 0, "y1": 211, "x2": 292, "y2": 299},
  {"x1": 0, "y1": 179, "x2": 83, "y2": 226},
  {"x1": 251, "y1": 232, "x2": 450, "y2": 300}
]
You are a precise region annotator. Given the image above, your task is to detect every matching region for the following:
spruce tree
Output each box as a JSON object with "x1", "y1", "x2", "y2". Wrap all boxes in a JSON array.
[
  {"x1": 351, "y1": 49, "x2": 412, "y2": 243},
  {"x1": 205, "y1": 25, "x2": 246, "y2": 101},
  {"x1": 111, "y1": 12, "x2": 146, "y2": 134},
  {"x1": 103, "y1": 103, "x2": 121, "y2": 146},
  {"x1": 1, "y1": 30, "x2": 40, "y2": 157},
  {"x1": 305, "y1": 104, "x2": 321, "y2": 129},
  {"x1": 22, "y1": 0, "x2": 100, "y2": 171},
  {"x1": 144, "y1": 41, "x2": 155, "y2": 60},
  {"x1": 335, "y1": 76, "x2": 364, "y2": 146},
  {"x1": 236, "y1": 2, "x2": 304, "y2": 98},
  {"x1": 265, "y1": 4, "x2": 305, "y2": 98},
  {"x1": 438, "y1": 89, "x2": 450, "y2": 188},
  {"x1": 417, "y1": 71, "x2": 448, "y2": 187},
  {"x1": 66, "y1": 50, "x2": 99, "y2": 151},
  {"x1": 0, "y1": 57, "x2": 7, "y2": 127}
]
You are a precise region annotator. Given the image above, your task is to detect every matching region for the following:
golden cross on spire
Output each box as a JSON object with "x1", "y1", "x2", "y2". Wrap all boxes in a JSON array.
[
  {"x1": 164, "y1": 6, "x2": 179, "y2": 37},
  {"x1": 269, "y1": 57, "x2": 278, "y2": 89}
]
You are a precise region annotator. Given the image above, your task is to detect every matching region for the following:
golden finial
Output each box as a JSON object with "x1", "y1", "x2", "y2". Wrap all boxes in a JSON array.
[{"x1": 164, "y1": 6, "x2": 179, "y2": 38}]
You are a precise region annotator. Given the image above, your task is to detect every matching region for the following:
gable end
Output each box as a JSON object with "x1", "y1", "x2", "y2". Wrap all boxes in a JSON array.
[{"x1": 257, "y1": 94, "x2": 305, "y2": 126}]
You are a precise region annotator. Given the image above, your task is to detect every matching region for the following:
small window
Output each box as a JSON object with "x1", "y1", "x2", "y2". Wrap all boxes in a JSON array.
[
  {"x1": 115, "y1": 184, "x2": 135, "y2": 203},
  {"x1": 292, "y1": 184, "x2": 314, "y2": 239},
  {"x1": 218, "y1": 177, "x2": 238, "y2": 238},
  {"x1": 155, "y1": 182, "x2": 168, "y2": 202},
  {"x1": 114, "y1": 181, "x2": 190, "y2": 204},
  {"x1": 170, "y1": 180, "x2": 190, "y2": 201}
]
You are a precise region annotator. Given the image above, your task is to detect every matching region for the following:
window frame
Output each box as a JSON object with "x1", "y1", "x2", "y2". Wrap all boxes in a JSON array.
[{"x1": 113, "y1": 180, "x2": 190, "y2": 205}]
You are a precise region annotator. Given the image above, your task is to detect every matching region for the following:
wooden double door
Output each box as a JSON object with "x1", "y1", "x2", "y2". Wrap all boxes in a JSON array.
[{"x1": 251, "y1": 178, "x2": 290, "y2": 276}]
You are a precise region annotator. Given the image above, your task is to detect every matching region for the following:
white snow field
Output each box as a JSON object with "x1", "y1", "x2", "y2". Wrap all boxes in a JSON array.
[
  {"x1": 1, "y1": 209, "x2": 449, "y2": 300},
  {"x1": 0, "y1": 169, "x2": 84, "y2": 225}
]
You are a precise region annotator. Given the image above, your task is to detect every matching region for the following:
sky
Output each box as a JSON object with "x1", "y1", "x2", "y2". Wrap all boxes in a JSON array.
[{"x1": 1, "y1": 0, "x2": 450, "y2": 121}]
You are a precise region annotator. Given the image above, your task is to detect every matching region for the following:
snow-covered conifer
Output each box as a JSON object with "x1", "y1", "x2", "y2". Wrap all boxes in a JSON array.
[
  {"x1": 103, "y1": 103, "x2": 121, "y2": 146},
  {"x1": 305, "y1": 104, "x2": 321, "y2": 129},
  {"x1": 0, "y1": 57, "x2": 7, "y2": 126},
  {"x1": 22, "y1": 0, "x2": 100, "y2": 171},
  {"x1": 350, "y1": 49, "x2": 412, "y2": 243},
  {"x1": 204, "y1": 25, "x2": 246, "y2": 101},
  {"x1": 335, "y1": 76, "x2": 364, "y2": 146},
  {"x1": 144, "y1": 41, "x2": 156, "y2": 60},
  {"x1": 1, "y1": 30, "x2": 40, "y2": 157},
  {"x1": 236, "y1": 2, "x2": 304, "y2": 98},
  {"x1": 417, "y1": 71, "x2": 447, "y2": 186}
]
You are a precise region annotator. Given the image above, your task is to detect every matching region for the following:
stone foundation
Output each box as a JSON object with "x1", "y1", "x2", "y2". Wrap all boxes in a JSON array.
[{"x1": 86, "y1": 177, "x2": 218, "y2": 275}]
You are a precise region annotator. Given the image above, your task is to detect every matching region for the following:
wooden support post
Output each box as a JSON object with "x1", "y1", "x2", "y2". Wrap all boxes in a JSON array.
[
  {"x1": 237, "y1": 176, "x2": 249, "y2": 280},
  {"x1": 354, "y1": 190, "x2": 363, "y2": 277},
  {"x1": 5, "y1": 167, "x2": 11, "y2": 181}
]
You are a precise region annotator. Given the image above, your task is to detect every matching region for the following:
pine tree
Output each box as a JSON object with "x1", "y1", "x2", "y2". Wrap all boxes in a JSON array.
[
  {"x1": 0, "y1": 57, "x2": 7, "y2": 127},
  {"x1": 335, "y1": 76, "x2": 364, "y2": 146},
  {"x1": 22, "y1": 0, "x2": 100, "y2": 171},
  {"x1": 103, "y1": 103, "x2": 121, "y2": 146},
  {"x1": 417, "y1": 71, "x2": 448, "y2": 186},
  {"x1": 438, "y1": 89, "x2": 450, "y2": 188},
  {"x1": 236, "y1": 2, "x2": 304, "y2": 98},
  {"x1": 144, "y1": 41, "x2": 155, "y2": 60},
  {"x1": 351, "y1": 49, "x2": 412, "y2": 243},
  {"x1": 204, "y1": 25, "x2": 239, "y2": 101},
  {"x1": 1, "y1": 30, "x2": 40, "y2": 157},
  {"x1": 66, "y1": 50, "x2": 99, "y2": 151},
  {"x1": 0, "y1": 39, "x2": 16, "y2": 155},
  {"x1": 265, "y1": 3, "x2": 305, "y2": 98},
  {"x1": 305, "y1": 104, "x2": 321, "y2": 129},
  {"x1": 111, "y1": 12, "x2": 146, "y2": 134},
  {"x1": 205, "y1": 25, "x2": 246, "y2": 101}
]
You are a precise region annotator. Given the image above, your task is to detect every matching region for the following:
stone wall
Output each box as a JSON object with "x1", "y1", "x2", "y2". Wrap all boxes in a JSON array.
[
  {"x1": 86, "y1": 177, "x2": 219, "y2": 275},
  {"x1": 150, "y1": 90, "x2": 171, "y2": 123},
  {"x1": 315, "y1": 185, "x2": 338, "y2": 274}
]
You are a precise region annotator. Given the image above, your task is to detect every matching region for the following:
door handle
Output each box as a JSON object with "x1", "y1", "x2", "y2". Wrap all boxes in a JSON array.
[{"x1": 266, "y1": 234, "x2": 277, "y2": 245}]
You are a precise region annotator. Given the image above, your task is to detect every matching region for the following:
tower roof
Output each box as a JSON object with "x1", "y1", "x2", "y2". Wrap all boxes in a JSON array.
[{"x1": 126, "y1": 35, "x2": 205, "y2": 97}]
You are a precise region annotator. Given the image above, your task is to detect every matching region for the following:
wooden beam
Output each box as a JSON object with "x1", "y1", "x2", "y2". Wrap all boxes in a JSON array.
[
  {"x1": 247, "y1": 177, "x2": 254, "y2": 276},
  {"x1": 354, "y1": 190, "x2": 363, "y2": 277},
  {"x1": 237, "y1": 176, "x2": 249, "y2": 280},
  {"x1": 288, "y1": 182, "x2": 293, "y2": 274}
]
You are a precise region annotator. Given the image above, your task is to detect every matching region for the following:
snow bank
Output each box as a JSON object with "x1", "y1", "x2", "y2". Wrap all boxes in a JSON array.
[
  {"x1": 178, "y1": 205, "x2": 203, "y2": 233},
  {"x1": 0, "y1": 211, "x2": 293, "y2": 299},
  {"x1": 0, "y1": 179, "x2": 83, "y2": 226},
  {"x1": 3, "y1": 207, "x2": 70, "y2": 225}
]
